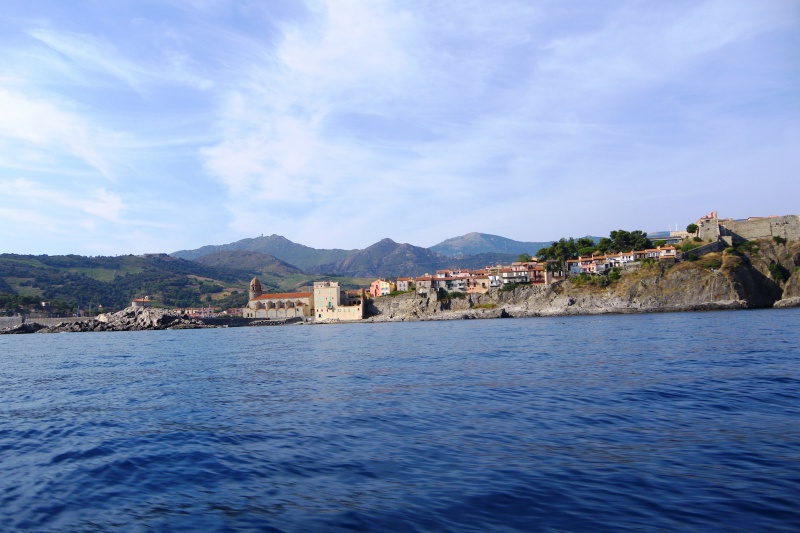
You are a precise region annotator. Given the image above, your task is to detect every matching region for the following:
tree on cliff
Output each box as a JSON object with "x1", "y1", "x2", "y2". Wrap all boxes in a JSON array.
[
  {"x1": 538, "y1": 230, "x2": 654, "y2": 264},
  {"x1": 595, "y1": 230, "x2": 653, "y2": 253},
  {"x1": 536, "y1": 238, "x2": 578, "y2": 269},
  {"x1": 687, "y1": 223, "x2": 699, "y2": 236}
]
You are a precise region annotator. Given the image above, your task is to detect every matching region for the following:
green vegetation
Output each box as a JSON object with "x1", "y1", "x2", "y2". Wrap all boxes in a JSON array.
[
  {"x1": 498, "y1": 283, "x2": 520, "y2": 292},
  {"x1": 721, "y1": 254, "x2": 743, "y2": 272},
  {"x1": 692, "y1": 237, "x2": 702, "y2": 242},
  {"x1": 516, "y1": 253, "x2": 532, "y2": 262},
  {"x1": 0, "y1": 253, "x2": 254, "y2": 314},
  {"x1": 570, "y1": 273, "x2": 610, "y2": 288},
  {"x1": 386, "y1": 289, "x2": 415, "y2": 297},
  {"x1": 0, "y1": 294, "x2": 74, "y2": 316},
  {"x1": 724, "y1": 247, "x2": 736, "y2": 254},
  {"x1": 447, "y1": 291, "x2": 467, "y2": 299},
  {"x1": 700, "y1": 257, "x2": 722, "y2": 270},
  {"x1": 471, "y1": 302, "x2": 497, "y2": 310},
  {"x1": 736, "y1": 241, "x2": 758, "y2": 254},
  {"x1": 680, "y1": 242, "x2": 700, "y2": 252},
  {"x1": 773, "y1": 236, "x2": 786, "y2": 245},
  {"x1": 537, "y1": 230, "x2": 653, "y2": 269},
  {"x1": 768, "y1": 262, "x2": 790, "y2": 283},
  {"x1": 686, "y1": 223, "x2": 699, "y2": 235},
  {"x1": 607, "y1": 267, "x2": 621, "y2": 281}
]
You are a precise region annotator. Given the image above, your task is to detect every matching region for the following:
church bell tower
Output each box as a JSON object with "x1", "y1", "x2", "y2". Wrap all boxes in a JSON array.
[{"x1": 249, "y1": 277, "x2": 263, "y2": 300}]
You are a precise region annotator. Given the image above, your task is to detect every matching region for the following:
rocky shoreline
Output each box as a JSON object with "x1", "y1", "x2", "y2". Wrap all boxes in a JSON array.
[
  {"x1": 365, "y1": 247, "x2": 800, "y2": 322},
  {"x1": 1, "y1": 307, "x2": 213, "y2": 334}
]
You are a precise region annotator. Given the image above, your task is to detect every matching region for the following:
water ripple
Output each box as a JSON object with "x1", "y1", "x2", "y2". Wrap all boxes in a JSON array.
[{"x1": 1, "y1": 309, "x2": 799, "y2": 531}]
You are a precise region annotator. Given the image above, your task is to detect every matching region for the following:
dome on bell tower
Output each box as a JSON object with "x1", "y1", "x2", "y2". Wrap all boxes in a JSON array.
[{"x1": 249, "y1": 277, "x2": 263, "y2": 299}]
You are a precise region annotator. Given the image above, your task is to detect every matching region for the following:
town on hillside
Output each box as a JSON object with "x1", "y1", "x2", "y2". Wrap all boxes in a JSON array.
[
  {"x1": 238, "y1": 211, "x2": 800, "y2": 323},
  {"x1": 240, "y1": 243, "x2": 678, "y2": 322},
  {"x1": 7, "y1": 211, "x2": 795, "y2": 323}
]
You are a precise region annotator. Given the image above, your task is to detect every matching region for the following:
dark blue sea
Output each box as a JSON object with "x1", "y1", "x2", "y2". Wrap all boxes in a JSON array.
[{"x1": 2, "y1": 309, "x2": 799, "y2": 532}]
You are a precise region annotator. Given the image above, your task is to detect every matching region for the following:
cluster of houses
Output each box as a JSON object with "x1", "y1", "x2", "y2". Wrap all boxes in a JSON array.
[
  {"x1": 566, "y1": 245, "x2": 677, "y2": 275},
  {"x1": 369, "y1": 245, "x2": 678, "y2": 298}
]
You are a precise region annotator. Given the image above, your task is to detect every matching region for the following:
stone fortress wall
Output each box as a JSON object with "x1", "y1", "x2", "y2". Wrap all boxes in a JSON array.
[{"x1": 697, "y1": 213, "x2": 800, "y2": 244}]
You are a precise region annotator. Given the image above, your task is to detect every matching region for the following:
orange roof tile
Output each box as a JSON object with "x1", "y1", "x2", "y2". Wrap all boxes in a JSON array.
[{"x1": 253, "y1": 292, "x2": 312, "y2": 300}]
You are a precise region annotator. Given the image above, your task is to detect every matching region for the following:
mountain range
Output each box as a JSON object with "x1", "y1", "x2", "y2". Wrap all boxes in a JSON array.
[
  {"x1": 172, "y1": 232, "x2": 550, "y2": 277},
  {"x1": 172, "y1": 234, "x2": 353, "y2": 271}
]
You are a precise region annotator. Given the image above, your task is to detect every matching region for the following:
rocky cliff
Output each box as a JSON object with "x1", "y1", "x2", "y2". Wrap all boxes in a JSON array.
[{"x1": 367, "y1": 240, "x2": 800, "y2": 322}]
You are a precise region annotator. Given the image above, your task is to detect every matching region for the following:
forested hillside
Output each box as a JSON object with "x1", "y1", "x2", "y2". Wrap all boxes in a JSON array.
[{"x1": 0, "y1": 254, "x2": 258, "y2": 315}]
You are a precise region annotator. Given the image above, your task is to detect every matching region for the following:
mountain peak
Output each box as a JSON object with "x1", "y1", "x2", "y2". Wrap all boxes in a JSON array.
[{"x1": 430, "y1": 233, "x2": 552, "y2": 258}]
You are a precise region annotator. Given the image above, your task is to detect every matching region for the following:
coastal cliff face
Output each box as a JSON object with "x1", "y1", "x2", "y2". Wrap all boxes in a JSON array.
[{"x1": 367, "y1": 240, "x2": 799, "y2": 321}]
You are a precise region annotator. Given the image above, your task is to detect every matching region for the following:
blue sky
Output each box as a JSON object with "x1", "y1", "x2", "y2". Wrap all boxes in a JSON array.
[{"x1": 1, "y1": 0, "x2": 798, "y2": 256}]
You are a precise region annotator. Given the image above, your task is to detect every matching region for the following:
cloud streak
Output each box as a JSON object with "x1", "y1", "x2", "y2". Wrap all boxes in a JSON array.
[{"x1": 0, "y1": 0, "x2": 797, "y2": 255}]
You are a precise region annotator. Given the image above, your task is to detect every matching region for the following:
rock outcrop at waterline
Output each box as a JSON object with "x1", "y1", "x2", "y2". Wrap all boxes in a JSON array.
[
  {"x1": 1, "y1": 307, "x2": 211, "y2": 334},
  {"x1": 774, "y1": 270, "x2": 800, "y2": 308}
]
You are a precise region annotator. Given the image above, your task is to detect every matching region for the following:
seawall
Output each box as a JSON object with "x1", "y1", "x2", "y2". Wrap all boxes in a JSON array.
[{"x1": 0, "y1": 316, "x2": 94, "y2": 330}]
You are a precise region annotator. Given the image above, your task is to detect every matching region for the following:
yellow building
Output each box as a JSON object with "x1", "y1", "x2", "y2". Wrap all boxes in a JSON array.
[{"x1": 314, "y1": 281, "x2": 364, "y2": 322}]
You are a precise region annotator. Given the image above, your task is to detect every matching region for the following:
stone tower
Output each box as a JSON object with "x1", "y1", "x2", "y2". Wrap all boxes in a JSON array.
[{"x1": 249, "y1": 277, "x2": 263, "y2": 300}]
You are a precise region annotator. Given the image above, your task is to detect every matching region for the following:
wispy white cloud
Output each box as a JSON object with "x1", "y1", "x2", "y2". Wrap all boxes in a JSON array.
[
  {"x1": 194, "y1": 0, "x2": 800, "y2": 248},
  {"x1": 0, "y1": 0, "x2": 797, "y2": 255},
  {"x1": 0, "y1": 88, "x2": 116, "y2": 178},
  {"x1": 28, "y1": 27, "x2": 213, "y2": 92},
  {"x1": 1, "y1": 178, "x2": 126, "y2": 222}
]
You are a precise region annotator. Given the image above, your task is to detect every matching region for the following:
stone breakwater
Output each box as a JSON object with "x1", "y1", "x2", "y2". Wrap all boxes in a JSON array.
[{"x1": 1, "y1": 307, "x2": 212, "y2": 334}]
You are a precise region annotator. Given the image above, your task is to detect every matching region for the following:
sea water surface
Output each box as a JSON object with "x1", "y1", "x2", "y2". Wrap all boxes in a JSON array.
[{"x1": 1, "y1": 309, "x2": 799, "y2": 531}]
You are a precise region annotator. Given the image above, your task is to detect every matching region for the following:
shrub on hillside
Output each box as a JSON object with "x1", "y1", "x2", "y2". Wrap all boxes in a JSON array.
[
  {"x1": 736, "y1": 241, "x2": 757, "y2": 254},
  {"x1": 768, "y1": 262, "x2": 790, "y2": 283},
  {"x1": 700, "y1": 257, "x2": 723, "y2": 270},
  {"x1": 592, "y1": 275, "x2": 610, "y2": 288},
  {"x1": 569, "y1": 274, "x2": 589, "y2": 287}
]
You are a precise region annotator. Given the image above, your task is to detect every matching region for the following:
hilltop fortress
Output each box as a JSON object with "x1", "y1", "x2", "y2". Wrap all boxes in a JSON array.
[{"x1": 696, "y1": 212, "x2": 800, "y2": 244}]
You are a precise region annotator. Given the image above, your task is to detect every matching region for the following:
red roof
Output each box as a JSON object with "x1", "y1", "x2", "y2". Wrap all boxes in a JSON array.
[{"x1": 253, "y1": 292, "x2": 312, "y2": 300}]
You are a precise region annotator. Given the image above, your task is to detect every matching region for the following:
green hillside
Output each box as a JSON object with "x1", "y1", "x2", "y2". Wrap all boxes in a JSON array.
[{"x1": 0, "y1": 253, "x2": 259, "y2": 315}]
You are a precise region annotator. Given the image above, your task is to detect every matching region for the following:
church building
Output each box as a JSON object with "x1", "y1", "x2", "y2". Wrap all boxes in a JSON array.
[{"x1": 242, "y1": 278, "x2": 313, "y2": 319}]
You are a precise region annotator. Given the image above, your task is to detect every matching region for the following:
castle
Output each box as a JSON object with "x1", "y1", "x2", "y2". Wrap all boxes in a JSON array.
[{"x1": 695, "y1": 212, "x2": 800, "y2": 244}]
